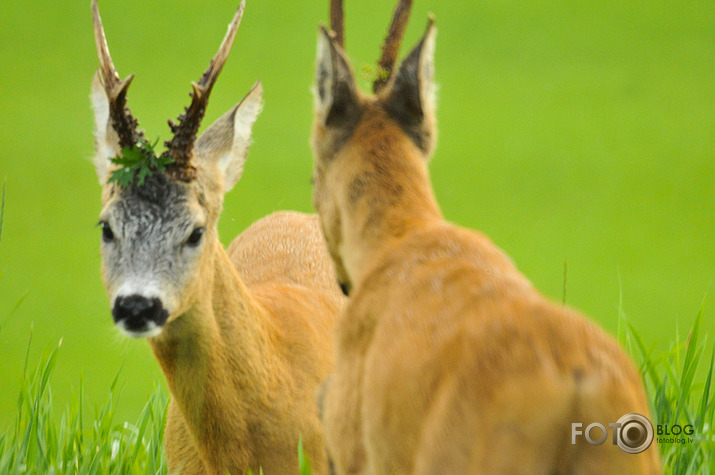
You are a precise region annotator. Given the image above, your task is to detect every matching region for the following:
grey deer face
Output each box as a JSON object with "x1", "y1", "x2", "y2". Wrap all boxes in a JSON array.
[
  {"x1": 90, "y1": 0, "x2": 262, "y2": 337},
  {"x1": 98, "y1": 175, "x2": 206, "y2": 337}
]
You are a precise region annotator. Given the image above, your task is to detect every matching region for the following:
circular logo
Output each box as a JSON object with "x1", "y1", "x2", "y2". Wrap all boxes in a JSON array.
[{"x1": 616, "y1": 413, "x2": 654, "y2": 454}]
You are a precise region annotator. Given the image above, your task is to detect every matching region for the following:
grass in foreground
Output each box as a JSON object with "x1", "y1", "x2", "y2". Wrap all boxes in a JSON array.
[
  {"x1": 0, "y1": 307, "x2": 711, "y2": 474},
  {"x1": 0, "y1": 335, "x2": 312, "y2": 474},
  {"x1": 0, "y1": 335, "x2": 168, "y2": 474},
  {"x1": 621, "y1": 304, "x2": 715, "y2": 474}
]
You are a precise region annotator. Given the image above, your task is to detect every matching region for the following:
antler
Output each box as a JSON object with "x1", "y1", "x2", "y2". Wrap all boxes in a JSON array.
[
  {"x1": 91, "y1": 0, "x2": 144, "y2": 150},
  {"x1": 373, "y1": 0, "x2": 413, "y2": 93},
  {"x1": 330, "y1": 0, "x2": 345, "y2": 48},
  {"x1": 163, "y1": 0, "x2": 246, "y2": 182}
]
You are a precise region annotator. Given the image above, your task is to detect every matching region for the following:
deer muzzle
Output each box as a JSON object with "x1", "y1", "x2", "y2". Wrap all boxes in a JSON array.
[{"x1": 112, "y1": 295, "x2": 168, "y2": 338}]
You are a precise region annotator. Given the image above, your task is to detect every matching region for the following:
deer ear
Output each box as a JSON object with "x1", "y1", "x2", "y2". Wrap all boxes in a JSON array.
[
  {"x1": 384, "y1": 19, "x2": 437, "y2": 155},
  {"x1": 314, "y1": 27, "x2": 360, "y2": 127},
  {"x1": 195, "y1": 81, "x2": 263, "y2": 192},
  {"x1": 90, "y1": 70, "x2": 121, "y2": 184}
]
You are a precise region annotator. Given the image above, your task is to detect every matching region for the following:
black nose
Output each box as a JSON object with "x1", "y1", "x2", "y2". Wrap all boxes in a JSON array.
[{"x1": 112, "y1": 295, "x2": 168, "y2": 331}]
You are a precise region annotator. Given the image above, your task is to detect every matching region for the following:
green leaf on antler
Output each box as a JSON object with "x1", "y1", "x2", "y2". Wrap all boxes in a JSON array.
[
  {"x1": 108, "y1": 138, "x2": 174, "y2": 188},
  {"x1": 360, "y1": 64, "x2": 390, "y2": 85}
]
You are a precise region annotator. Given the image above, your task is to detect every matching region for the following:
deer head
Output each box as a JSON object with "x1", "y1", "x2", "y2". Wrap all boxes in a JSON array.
[
  {"x1": 311, "y1": 0, "x2": 437, "y2": 291},
  {"x1": 90, "y1": 0, "x2": 262, "y2": 337}
]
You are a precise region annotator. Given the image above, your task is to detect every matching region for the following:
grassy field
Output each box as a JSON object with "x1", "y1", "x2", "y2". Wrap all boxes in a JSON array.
[
  {"x1": 0, "y1": 0, "x2": 713, "y2": 447},
  {"x1": 0, "y1": 312, "x2": 712, "y2": 473}
]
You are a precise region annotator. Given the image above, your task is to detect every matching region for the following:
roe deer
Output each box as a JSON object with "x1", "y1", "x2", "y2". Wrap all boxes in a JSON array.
[
  {"x1": 90, "y1": 1, "x2": 344, "y2": 473},
  {"x1": 310, "y1": 1, "x2": 661, "y2": 473}
]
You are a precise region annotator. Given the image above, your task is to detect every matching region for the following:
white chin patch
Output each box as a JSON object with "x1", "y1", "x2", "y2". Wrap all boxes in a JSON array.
[{"x1": 116, "y1": 320, "x2": 163, "y2": 339}]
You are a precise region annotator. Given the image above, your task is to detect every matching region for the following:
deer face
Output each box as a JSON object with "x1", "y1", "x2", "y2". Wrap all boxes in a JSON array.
[
  {"x1": 97, "y1": 175, "x2": 203, "y2": 337},
  {"x1": 89, "y1": 0, "x2": 261, "y2": 337},
  {"x1": 93, "y1": 82, "x2": 262, "y2": 338},
  {"x1": 310, "y1": 18, "x2": 437, "y2": 290}
]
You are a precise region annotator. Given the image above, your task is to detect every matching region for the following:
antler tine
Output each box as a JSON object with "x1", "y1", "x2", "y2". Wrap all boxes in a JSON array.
[
  {"x1": 164, "y1": 0, "x2": 246, "y2": 182},
  {"x1": 373, "y1": 0, "x2": 413, "y2": 93},
  {"x1": 195, "y1": 0, "x2": 245, "y2": 95},
  {"x1": 91, "y1": 0, "x2": 143, "y2": 149},
  {"x1": 330, "y1": 0, "x2": 345, "y2": 48}
]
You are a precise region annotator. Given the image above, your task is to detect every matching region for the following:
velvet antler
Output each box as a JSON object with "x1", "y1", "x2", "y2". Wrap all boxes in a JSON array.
[
  {"x1": 373, "y1": 0, "x2": 413, "y2": 93},
  {"x1": 91, "y1": 0, "x2": 144, "y2": 150},
  {"x1": 163, "y1": 0, "x2": 246, "y2": 182}
]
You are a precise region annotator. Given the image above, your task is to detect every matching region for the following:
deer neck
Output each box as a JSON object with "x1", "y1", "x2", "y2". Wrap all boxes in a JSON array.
[
  {"x1": 148, "y1": 237, "x2": 276, "y2": 452},
  {"x1": 338, "y1": 141, "x2": 442, "y2": 286}
]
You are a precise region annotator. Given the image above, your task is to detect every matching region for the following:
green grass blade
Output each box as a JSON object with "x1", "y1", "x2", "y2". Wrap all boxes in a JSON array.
[
  {"x1": 698, "y1": 343, "x2": 715, "y2": 432},
  {"x1": 131, "y1": 403, "x2": 152, "y2": 462},
  {"x1": 626, "y1": 320, "x2": 662, "y2": 389},
  {"x1": 21, "y1": 330, "x2": 33, "y2": 385},
  {"x1": 298, "y1": 436, "x2": 312, "y2": 475},
  {"x1": 675, "y1": 318, "x2": 681, "y2": 373},
  {"x1": 78, "y1": 373, "x2": 84, "y2": 449},
  {"x1": 675, "y1": 305, "x2": 704, "y2": 422},
  {"x1": 617, "y1": 271, "x2": 625, "y2": 345}
]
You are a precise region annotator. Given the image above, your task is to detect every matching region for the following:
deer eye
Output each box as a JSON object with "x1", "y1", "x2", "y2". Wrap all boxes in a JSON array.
[
  {"x1": 99, "y1": 221, "x2": 115, "y2": 243},
  {"x1": 186, "y1": 227, "x2": 205, "y2": 247}
]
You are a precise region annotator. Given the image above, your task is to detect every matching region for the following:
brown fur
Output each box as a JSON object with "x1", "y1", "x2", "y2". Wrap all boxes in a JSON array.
[
  {"x1": 96, "y1": 157, "x2": 344, "y2": 473},
  {"x1": 311, "y1": 16, "x2": 661, "y2": 475},
  {"x1": 152, "y1": 211, "x2": 344, "y2": 474}
]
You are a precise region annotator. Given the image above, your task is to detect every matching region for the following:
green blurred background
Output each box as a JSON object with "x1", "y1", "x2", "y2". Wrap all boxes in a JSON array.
[{"x1": 0, "y1": 0, "x2": 712, "y2": 430}]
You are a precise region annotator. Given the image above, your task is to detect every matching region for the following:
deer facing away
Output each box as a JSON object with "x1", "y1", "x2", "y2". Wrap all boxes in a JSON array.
[
  {"x1": 90, "y1": 1, "x2": 344, "y2": 473},
  {"x1": 311, "y1": 1, "x2": 661, "y2": 473}
]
